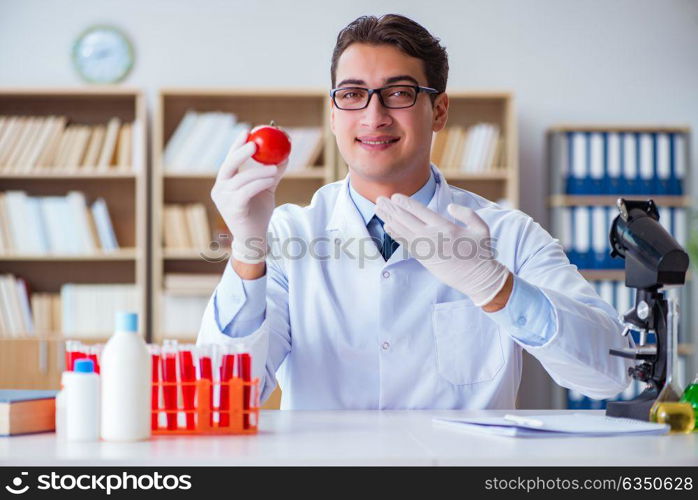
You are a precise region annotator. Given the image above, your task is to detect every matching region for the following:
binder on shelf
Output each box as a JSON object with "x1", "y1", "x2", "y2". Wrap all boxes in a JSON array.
[{"x1": 605, "y1": 132, "x2": 622, "y2": 194}]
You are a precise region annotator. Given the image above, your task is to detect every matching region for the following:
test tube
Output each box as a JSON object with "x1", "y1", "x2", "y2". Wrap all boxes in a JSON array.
[
  {"x1": 197, "y1": 344, "x2": 214, "y2": 427},
  {"x1": 178, "y1": 344, "x2": 196, "y2": 430},
  {"x1": 219, "y1": 345, "x2": 235, "y2": 428},
  {"x1": 237, "y1": 351, "x2": 252, "y2": 430},
  {"x1": 65, "y1": 340, "x2": 89, "y2": 371},
  {"x1": 87, "y1": 344, "x2": 102, "y2": 374},
  {"x1": 148, "y1": 344, "x2": 161, "y2": 431},
  {"x1": 161, "y1": 339, "x2": 179, "y2": 430}
]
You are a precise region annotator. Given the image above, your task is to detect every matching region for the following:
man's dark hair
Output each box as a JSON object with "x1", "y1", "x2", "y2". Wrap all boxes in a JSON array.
[{"x1": 330, "y1": 14, "x2": 449, "y2": 97}]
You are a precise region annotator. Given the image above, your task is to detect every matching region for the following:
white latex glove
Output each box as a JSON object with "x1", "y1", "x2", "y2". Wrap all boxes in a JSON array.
[
  {"x1": 211, "y1": 127, "x2": 287, "y2": 264},
  {"x1": 375, "y1": 193, "x2": 510, "y2": 307}
]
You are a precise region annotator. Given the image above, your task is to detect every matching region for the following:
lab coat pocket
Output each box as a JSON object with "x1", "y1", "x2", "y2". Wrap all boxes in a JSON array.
[{"x1": 432, "y1": 299, "x2": 505, "y2": 385}]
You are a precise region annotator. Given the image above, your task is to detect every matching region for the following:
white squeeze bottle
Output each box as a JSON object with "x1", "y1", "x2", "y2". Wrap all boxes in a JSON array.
[
  {"x1": 100, "y1": 312, "x2": 151, "y2": 441},
  {"x1": 65, "y1": 358, "x2": 100, "y2": 442}
]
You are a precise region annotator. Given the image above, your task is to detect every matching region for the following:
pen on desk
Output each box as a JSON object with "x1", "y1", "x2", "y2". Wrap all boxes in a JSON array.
[{"x1": 503, "y1": 414, "x2": 545, "y2": 427}]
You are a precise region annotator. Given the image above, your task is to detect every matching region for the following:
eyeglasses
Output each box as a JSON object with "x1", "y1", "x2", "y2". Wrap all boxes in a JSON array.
[{"x1": 329, "y1": 84, "x2": 440, "y2": 110}]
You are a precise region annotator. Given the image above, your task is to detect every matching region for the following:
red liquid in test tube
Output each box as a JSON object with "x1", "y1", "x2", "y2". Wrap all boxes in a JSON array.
[
  {"x1": 161, "y1": 340, "x2": 178, "y2": 430},
  {"x1": 149, "y1": 345, "x2": 161, "y2": 431},
  {"x1": 178, "y1": 346, "x2": 196, "y2": 430},
  {"x1": 238, "y1": 353, "x2": 252, "y2": 429},
  {"x1": 219, "y1": 351, "x2": 235, "y2": 427},
  {"x1": 198, "y1": 346, "x2": 213, "y2": 427}
]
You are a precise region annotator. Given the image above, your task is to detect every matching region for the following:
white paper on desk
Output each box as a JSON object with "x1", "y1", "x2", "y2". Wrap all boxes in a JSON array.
[{"x1": 432, "y1": 414, "x2": 670, "y2": 438}]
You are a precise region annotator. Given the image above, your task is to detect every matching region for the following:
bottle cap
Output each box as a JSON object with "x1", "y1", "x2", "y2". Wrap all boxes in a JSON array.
[
  {"x1": 115, "y1": 312, "x2": 138, "y2": 333},
  {"x1": 74, "y1": 358, "x2": 95, "y2": 373}
]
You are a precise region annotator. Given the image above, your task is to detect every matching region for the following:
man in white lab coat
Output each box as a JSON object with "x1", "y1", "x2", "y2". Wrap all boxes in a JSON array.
[{"x1": 197, "y1": 14, "x2": 632, "y2": 409}]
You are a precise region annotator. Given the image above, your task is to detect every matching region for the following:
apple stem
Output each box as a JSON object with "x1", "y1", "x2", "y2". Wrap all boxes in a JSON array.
[{"x1": 269, "y1": 120, "x2": 276, "y2": 127}]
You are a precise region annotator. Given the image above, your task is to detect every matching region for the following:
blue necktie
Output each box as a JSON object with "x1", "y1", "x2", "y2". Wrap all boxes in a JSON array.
[{"x1": 372, "y1": 215, "x2": 399, "y2": 261}]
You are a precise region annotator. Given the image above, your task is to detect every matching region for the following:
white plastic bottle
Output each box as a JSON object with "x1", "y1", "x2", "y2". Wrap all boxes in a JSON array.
[
  {"x1": 65, "y1": 358, "x2": 100, "y2": 441},
  {"x1": 100, "y1": 312, "x2": 151, "y2": 441},
  {"x1": 55, "y1": 372, "x2": 67, "y2": 439}
]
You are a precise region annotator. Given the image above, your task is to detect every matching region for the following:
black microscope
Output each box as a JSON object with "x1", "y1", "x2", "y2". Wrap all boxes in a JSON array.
[{"x1": 605, "y1": 199, "x2": 690, "y2": 421}]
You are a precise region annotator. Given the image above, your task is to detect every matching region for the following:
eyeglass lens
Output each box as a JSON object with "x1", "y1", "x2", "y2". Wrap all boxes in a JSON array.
[{"x1": 334, "y1": 86, "x2": 417, "y2": 109}]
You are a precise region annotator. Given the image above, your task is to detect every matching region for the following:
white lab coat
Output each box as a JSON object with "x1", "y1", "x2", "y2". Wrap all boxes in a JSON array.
[{"x1": 198, "y1": 166, "x2": 632, "y2": 409}]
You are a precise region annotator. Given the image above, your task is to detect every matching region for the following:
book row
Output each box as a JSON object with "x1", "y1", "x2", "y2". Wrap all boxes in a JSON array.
[
  {"x1": 553, "y1": 131, "x2": 687, "y2": 195},
  {"x1": 0, "y1": 115, "x2": 140, "y2": 172},
  {"x1": 556, "y1": 205, "x2": 686, "y2": 270},
  {"x1": 164, "y1": 111, "x2": 324, "y2": 173},
  {"x1": 0, "y1": 191, "x2": 119, "y2": 254},
  {"x1": 430, "y1": 123, "x2": 503, "y2": 173},
  {"x1": 0, "y1": 276, "x2": 137, "y2": 338},
  {"x1": 162, "y1": 203, "x2": 212, "y2": 250}
]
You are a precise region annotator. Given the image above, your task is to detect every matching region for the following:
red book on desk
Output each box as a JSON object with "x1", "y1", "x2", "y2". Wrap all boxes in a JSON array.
[{"x1": 0, "y1": 390, "x2": 57, "y2": 436}]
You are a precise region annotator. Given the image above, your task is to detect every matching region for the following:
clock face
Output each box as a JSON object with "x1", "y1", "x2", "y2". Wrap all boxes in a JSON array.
[{"x1": 72, "y1": 26, "x2": 134, "y2": 84}]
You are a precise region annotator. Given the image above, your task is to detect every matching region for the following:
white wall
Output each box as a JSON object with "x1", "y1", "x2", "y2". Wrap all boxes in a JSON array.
[{"x1": 2, "y1": 0, "x2": 697, "y2": 407}]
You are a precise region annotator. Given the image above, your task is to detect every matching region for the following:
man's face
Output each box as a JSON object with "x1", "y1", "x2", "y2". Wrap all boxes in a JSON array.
[{"x1": 331, "y1": 43, "x2": 448, "y2": 183}]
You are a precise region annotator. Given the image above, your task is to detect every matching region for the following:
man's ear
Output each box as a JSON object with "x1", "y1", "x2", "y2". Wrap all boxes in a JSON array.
[{"x1": 432, "y1": 93, "x2": 449, "y2": 132}]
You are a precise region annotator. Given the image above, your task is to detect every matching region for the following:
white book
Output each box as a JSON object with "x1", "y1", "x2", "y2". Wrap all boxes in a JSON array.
[
  {"x1": 573, "y1": 206, "x2": 590, "y2": 256},
  {"x1": 199, "y1": 113, "x2": 236, "y2": 171},
  {"x1": 571, "y1": 132, "x2": 587, "y2": 184},
  {"x1": 25, "y1": 196, "x2": 49, "y2": 253},
  {"x1": 606, "y1": 132, "x2": 621, "y2": 179},
  {"x1": 65, "y1": 191, "x2": 95, "y2": 253},
  {"x1": 97, "y1": 117, "x2": 121, "y2": 169},
  {"x1": 622, "y1": 133, "x2": 637, "y2": 185},
  {"x1": 172, "y1": 113, "x2": 219, "y2": 170},
  {"x1": 15, "y1": 278, "x2": 34, "y2": 335},
  {"x1": 162, "y1": 293, "x2": 209, "y2": 338},
  {"x1": 91, "y1": 198, "x2": 119, "y2": 251},
  {"x1": 0, "y1": 275, "x2": 19, "y2": 336},
  {"x1": 589, "y1": 132, "x2": 604, "y2": 189},
  {"x1": 163, "y1": 111, "x2": 199, "y2": 170},
  {"x1": 4, "y1": 191, "x2": 34, "y2": 253}
]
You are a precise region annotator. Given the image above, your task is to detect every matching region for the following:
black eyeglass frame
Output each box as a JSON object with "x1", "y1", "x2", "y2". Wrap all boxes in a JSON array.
[{"x1": 329, "y1": 84, "x2": 441, "y2": 110}]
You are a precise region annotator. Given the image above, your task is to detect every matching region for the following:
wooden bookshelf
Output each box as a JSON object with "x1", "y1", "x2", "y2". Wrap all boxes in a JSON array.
[
  {"x1": 0, "y1": 88, "x2": 148, "y2": 349},
  {"x1": 334, "y1": 91, "x2": 520, "y2": 207},
  {"x1": 152, "y1": 88, "x2": 336, "y2": 344}
]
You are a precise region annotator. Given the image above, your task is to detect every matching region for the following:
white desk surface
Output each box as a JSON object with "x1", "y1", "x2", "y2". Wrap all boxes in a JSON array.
[{"x1": 1, "y1": 410, "x2": 696, "y2": 466}]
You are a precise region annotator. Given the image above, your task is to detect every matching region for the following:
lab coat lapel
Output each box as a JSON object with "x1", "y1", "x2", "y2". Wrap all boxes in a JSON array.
[{"x1": 325, "y1": 175, "x2": 384, "y2": 267}]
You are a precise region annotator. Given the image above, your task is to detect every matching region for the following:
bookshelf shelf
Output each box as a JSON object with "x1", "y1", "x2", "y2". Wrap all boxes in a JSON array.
[
  {"x1": 0, "y1": 249, "x2": 138, "y2": 261},
  {"x1": 0, "y1": 170, "x2": 136, "y2": 180},
  {"x1": 549, "y1": 195, "x2": 692, "y2": 208},
  {"x1": 0, "y1": 88, "x2": 148, "y2": 376}
]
